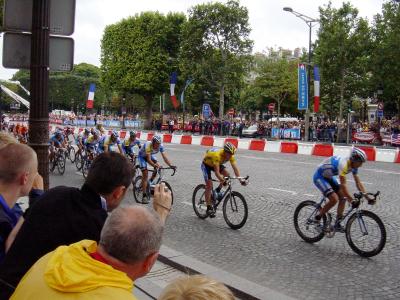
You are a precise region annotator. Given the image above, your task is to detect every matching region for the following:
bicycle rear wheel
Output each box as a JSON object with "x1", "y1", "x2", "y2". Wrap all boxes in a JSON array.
[
  {"x1": 293, "y1": 200, "x2": 326, "y2": 243},
  {"x1": 222, "y1": 191, "x2": 248, "y2": 229},
  {"x1": 192, "y1": 184, "x2": 208, "y2": 219},
  {"x1": 75, "y1": 152, "x2": 83, "y2": 170},
  {"x1": 346, "y1": 210, "x2": 386, "y2": 257},
  {"x1": 68, "y1": 146, "x2": 76, "y2": 163}
]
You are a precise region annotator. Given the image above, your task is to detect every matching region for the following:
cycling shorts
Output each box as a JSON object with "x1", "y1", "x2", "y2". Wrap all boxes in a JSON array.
[
  {"x1": 138, "y1": 155, "x2": 157, "y2": 170},
  {"x1": 201, "y1": 163, "x2": 226, "y2": 182},
  {"x1": 123, "y1": 145, "x2": 134, "y2": 155},
  {"x1": 313, "y1": 172, "x2": 340, "y2": 197}
]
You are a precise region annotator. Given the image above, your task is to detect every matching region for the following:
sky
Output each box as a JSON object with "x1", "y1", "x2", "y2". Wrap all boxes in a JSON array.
[{"x1": 0, "y1": 0, "x2": 385, "y2": 80}]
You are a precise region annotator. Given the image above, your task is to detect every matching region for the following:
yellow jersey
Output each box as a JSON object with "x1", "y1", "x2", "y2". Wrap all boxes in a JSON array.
[{"x1": 203, "y1": 148, "x2": 236, "y2": 168}]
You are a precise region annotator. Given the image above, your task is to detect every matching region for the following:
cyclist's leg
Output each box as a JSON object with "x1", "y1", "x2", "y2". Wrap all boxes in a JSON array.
[
  {"x1": 335, "y1": 182, "x2": 347, "y2": 218},
  {"x1": 201, "y1": 163, "x2": 213, "y2": 206},
  {"x1": 313, "y1": 173, "x2": 339, "y2": 218},
  {"x1": 139, "y1": 156, "x2": 149, "y2": 195},
  {"x1": 149, "y1": 156, "x2": 157, "y2": 182}
]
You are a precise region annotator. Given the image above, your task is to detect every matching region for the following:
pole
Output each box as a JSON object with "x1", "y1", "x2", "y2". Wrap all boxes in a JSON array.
[
  {"x1": 29, "y1": 0, "x2": 50, "y2": 190},
  {"x1": 304, "y1": 22, "x2": 312, "y2": 142}
]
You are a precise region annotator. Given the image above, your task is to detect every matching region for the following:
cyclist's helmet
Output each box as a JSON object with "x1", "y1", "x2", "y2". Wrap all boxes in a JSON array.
[
  {"x1": 90, "y1": 128, "x2": 95, "y2": 134},
  {"x1": 93, "y1": 129, "x2": 100, "y2": 137},
  {"x1": 111, "y1": 130, "x2": 118, "y2": 138},
  {"x1": 129, "y1": 130, "x2": 137, "y2": 138},
  {"x1": 224, "y1": 142, "x2": 236, "y2": 155},
  {"x1": 55, "y1": 132, "x2": 61, "y2": 138},
  {"x1": 350, "y1": 147, "x2": 367, "y2": 163},
  {"x1": 152, "y1": 135, "x2": 162, "y2": 144},
  {"x1": 84, "y1": 128, "x2": 90, "y2": 134}
]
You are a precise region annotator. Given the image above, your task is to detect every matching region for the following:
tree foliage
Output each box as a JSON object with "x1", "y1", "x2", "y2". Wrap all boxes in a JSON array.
[
  {"x1": 314, "y1": 2, "x2": 371, "y2": 120},
  {"x1": 100, "y1": 12, "x2": 186, "y2": 128},
  {"x1": 180, "y1": 0, "x2": 253, "y2": 118}
]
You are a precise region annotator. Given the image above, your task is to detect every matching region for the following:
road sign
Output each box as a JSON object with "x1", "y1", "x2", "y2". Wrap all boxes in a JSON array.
[
  {"x1": 3, "y1": 0, "x2": 76, "y2": 36},
  {"x1": 268, "y1": 103, "x2": 275, "y2": 111},
  {"x1": 377, "y1": 110, "x2": 383, "y2": 118},
  {"x1": 3, "y1": 32, "x2": 74, "y2": 71}
]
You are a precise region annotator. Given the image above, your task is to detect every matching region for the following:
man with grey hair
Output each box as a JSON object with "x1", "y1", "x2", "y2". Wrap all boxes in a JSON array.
[
  {"x1": 11, "y1": 201, "x2": 168, "y2": 300},
  {"x1": 0, "y1": 143, "x2": 38, "y2": 263}
]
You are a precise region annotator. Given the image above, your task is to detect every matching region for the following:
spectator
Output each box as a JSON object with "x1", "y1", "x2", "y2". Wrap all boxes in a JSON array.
[
  {"x1": 10, "y1": 204, "x2": 167, "y2": 299},
  {"x1": 0, "y1": 152, "x2": 135, "y2": 298},
  {"x1": 159, "y1": 275, "x2": 235, "y2": 300},
  {"x1": 0, "y1": 143, "x2": 38, "y2": 263}
]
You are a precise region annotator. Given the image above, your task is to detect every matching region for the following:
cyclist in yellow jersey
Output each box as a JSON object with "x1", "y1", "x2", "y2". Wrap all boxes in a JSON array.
[{"x1": 201, "y1": 142, "x2": 246, "y2": 217}]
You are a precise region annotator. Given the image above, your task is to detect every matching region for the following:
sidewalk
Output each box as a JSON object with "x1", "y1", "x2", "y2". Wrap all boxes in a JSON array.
[{"x1": 136, "y1": 245, "x2": 296, "y2": 300}]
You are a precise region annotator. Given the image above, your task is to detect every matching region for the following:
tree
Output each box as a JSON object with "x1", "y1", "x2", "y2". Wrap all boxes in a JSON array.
[
  {"x1": 255, "y1": 58, "x2": 298, "y2": 122},
  {"x1": 180, "y1": 0, "x2": 253, "y2": 119},
  {"x1": 314, "y1": 2, "x2": 371, "y2": 121},
  {"x1": 370, "y1": 1, "x2": 400, "y2": 117},
  {"x1": 101, "y1": 12, "x2": 186, "y2": 128}
]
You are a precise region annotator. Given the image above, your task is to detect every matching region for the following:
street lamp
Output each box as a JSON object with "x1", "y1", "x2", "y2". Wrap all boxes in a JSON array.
[
  {"x1": 283, "y1": 7, "x2": 319, "y2": 142},
  {"x1": 121, "y1": 97, "x2": 126, "y2": 129}
]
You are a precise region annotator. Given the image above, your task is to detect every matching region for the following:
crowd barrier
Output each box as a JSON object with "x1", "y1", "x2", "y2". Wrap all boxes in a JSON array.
[{"x1": 47, "y1": 125, "x2": 400, "y2": 164}]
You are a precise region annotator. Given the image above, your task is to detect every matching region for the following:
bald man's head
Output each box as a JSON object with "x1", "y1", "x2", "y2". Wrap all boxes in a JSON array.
[{"x1": 0, "y1": 143, "x2": 38, "y2": 185}]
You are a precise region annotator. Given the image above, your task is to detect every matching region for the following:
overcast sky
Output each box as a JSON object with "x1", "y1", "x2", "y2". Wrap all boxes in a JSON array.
[{"x1": 0, "y1": 0, "x2": 385, "y2": 80}]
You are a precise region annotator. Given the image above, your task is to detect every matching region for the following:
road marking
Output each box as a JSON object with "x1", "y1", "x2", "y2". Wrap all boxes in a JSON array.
[
  {"x1": 182, "y1": 201, "x2": 222, "y2": 215},
  {"x1": 75, "y1": 171, "x2": 83, "y2": 176},
  {"x1": 364, "y1": 168, "x2": 400, "y2": 175},
  {"x1": 303, "y1": 193, "x2": 315, "y2": 197},
  {"x1": 267, "y1": 188, "x2": 297, "y2": 195}
]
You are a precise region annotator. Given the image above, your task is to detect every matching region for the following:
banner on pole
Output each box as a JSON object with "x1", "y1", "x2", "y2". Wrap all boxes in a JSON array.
[
  {"x1": 314, "y1": 66, "x2": 320, "y2": 113},
  {"x1": 86, "y1": 83, "x2": 95, "y2": 109},
  {"x1": 298, "y1": 64, "x2": 308, "y2": 110}
]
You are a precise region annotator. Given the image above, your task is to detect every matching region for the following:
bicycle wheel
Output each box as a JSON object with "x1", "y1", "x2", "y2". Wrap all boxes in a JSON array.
[
  {"x1": 57, "y1": 154, "x2": 66, "y2": 175},
  {"x1": 192, "y1": 184, "x2": 208, "y2": 219},
  {"x1": 346, "y1": 210, "x2": 386, "y2": 258},
  {"x1": 160, "y1": 181, "x2": 174, "y2": 205},
  {"x1": 49, "y1": 157, "x2": 56, "y2": 173},
  {"x1": 68, "y1": 146, "x2": 76, "y2": 163},
  {"x1": 75, "y1": 152, "x2": 83, "y2": 171},
  {"x1": 222, "y1": 191, "x2": 248, "y2": 229},
  {"x1": 133, "y1": 176, "x2": 149, "y2": 204},
  {"x1": 293, "y1": 200, "x2": 327, "y2": 243},
  {"x1": 82, "y1": 159, "x2": 91, "y2": 178}
]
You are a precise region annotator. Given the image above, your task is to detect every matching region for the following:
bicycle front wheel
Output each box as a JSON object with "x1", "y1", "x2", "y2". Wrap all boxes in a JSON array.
[
  {"x1": 82, "y1": 159, "x2": 90, "y2": 178},
  {"x1": 192, "y1": 184, "x2": 208, "y2": 219},
  {"x1": 346, "y1": 210, "x2": 386, "y2": 258},
  {"x1": 293, "y1": 200, "x2": 326, "y2": 243},
  {"x1": 68, "y1": 146, "x2": 76, "y2": 163},
  {"x1": 133, "y1": 176, "x2": 149, "y2": 204},
  {"x1": 222, "y1": 191, "x2": 248, "y2": 229},
  {"x1": 57, "y1": 155, "x2": 66, "y2": 175},
  {"x1": 75, "y1": 152, "x2": 83, "y2": 170}
]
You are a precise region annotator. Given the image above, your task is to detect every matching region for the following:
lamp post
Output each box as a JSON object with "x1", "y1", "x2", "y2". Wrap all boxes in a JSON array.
[
  {"x1": 283, "y1": 7, "x2": 319, "y2": 142},
  {"x1": 121, "y1": 96, "x2": 126, "y2": 129}
]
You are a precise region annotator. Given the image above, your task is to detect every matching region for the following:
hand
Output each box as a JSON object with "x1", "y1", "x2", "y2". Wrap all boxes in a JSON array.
[
  {"x1": 31, "y1": 174, "x2": 44, "y2": 190},
  {"x1": 240, "y1": 179, "x2": 247, "y2": 186},
  {"x1": 153, "y1": 182, "x2": 172, "y2": 223},
  {"x1": 351, "y1": 199, "x2": 360, "y2": 209}
]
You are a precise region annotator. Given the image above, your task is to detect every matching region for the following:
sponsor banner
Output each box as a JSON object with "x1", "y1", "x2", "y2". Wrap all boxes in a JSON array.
[
  {"x1": 353, "y1": 131, "x2": 375, "y2": 142},
  {"x1": 298, "y1": 64, "x2": 308, "y2": 110},
  {"x1": 271, "y1": 128, "x2": 301, "y2": 140}
]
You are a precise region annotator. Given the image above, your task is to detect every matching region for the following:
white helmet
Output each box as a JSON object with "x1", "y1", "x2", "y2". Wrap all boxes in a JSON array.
[{"x1": 350, "y1": 147, "x2": 367, "y2": 163}]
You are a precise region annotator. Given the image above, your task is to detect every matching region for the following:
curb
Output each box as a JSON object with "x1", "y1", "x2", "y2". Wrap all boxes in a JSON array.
[{"x1": 158, "y1": 245, "x2": 296, "y2": 300}]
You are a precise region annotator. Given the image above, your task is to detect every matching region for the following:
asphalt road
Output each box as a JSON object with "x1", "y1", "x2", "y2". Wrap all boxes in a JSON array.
[{"x1": 51, "y1": 144, "x2": 400, "y2": 300}]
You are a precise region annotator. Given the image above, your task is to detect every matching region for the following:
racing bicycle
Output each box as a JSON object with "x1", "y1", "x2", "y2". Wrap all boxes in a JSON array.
[
  {"x1": 192, "y1": 176, "x2": 249, "y2": 230},
  {"x1": 293, "y1": 191, "x2": 386, "y2": 257},
  {"x1": 133, "y1": 166, "x2": 177, "y2": 204},
  {"x1": 49, "y1": 148, "x2": 66, "y2": 175}
]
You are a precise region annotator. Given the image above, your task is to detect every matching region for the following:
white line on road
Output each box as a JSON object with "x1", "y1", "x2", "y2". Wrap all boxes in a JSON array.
[
  {"x1": 303, "y1": 193, "x2": 316, "y2": 197},
  {"x1": 267, "y1": 188, "x2": 297, "y2": 195},
  {"x1": 181, "y1": 201, "x2": 222, "y2": 215}
]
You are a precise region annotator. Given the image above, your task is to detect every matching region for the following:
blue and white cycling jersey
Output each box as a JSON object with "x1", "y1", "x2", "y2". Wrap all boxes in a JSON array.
[
  {"x1": 49, "y1": 134, "x2": 63, "y2": 147},
  {"x1": 138, "y1": 141, "x2": 165, "y2": 158},
  {"x1": 315, "y1": 156, "x2": 358, "y2": 178}
]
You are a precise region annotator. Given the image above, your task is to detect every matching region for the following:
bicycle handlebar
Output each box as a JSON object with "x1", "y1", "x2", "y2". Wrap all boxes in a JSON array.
[
  {"x1": 157, "y1": 166, "x2": 177, "y2": 176},
  {"x1": 354, "y1": 191, "x2": 380, "y2": 204}
]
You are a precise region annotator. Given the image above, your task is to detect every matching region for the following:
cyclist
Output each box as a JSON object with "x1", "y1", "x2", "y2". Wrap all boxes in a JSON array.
[
  {"x1": 201, "y1": 142, "x2": 246, "y2": 217},
  {"x1": 123, "y1": 130, "x2": 141, "y2": 159},
  {"x1": 49, "y1": 131, "x2": 65, "y2": 162},
  {"x1": 99, "y1": 130, "x2": 123, "y2": 154},
  {"x1": 84, "y1": 129, "x2": 101, "y2": 153},
  {"x1": 313, "y1": 147, "x2": 368, "y2": 231},
  {"x1": 138, "y1": 135, "x2": 175, "y2": 203}
]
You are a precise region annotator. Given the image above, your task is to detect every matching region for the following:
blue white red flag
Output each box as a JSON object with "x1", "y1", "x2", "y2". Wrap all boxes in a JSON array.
[
  {"x1": 314, "y1": 66, "x2": 320, "y2": 113},
  {"x1": 86, "y1": 83, "x2": 96, "y2": 109},
  {"x1": 169, "y1": 72, "x2": 180, "y2": 109}
]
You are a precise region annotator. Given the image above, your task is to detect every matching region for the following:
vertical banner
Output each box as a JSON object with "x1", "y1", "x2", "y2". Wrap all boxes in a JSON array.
[
  {"x1": 169, "y1": 72, "x2": 180, "y2": 109},
  {"x1": 86, "y1": 83, "x2": 96, "y2": 109},
  {"x1": 314, "y1": 66, "x2": 320, "y2": 113},
  {"x1": 202, "y1": 103, "x2": 212, "y2": 119},
  {"x1": 298, "y1": 64, "x2": 308, "y2": 110}
]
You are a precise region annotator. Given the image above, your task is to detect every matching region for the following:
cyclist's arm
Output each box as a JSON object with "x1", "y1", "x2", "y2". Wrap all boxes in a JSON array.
[
  {"x1": 117, "y1": 143, "x2": 123, "y2": 154},
  {"x1": 146, "y1": 153, "x2": 159, "y2": 168},
  {"x1": 230, "y1": 161, "x2": 241, "y2": 178},
  {"x1": 213, "y1": 164, "x2": 225, "y2": 183},
  {"x1": 104, "y1": 141, "x2": 109, "y2": 152},
  {"x1": 161, "y1": 152, "x2": 172, "y2": 167},
  {"x1": 339, "y1": 175, "x2": 353, "y2": 202},
  {"x1": 353, "y1": 174, "x2": 366, "y2": 194}
]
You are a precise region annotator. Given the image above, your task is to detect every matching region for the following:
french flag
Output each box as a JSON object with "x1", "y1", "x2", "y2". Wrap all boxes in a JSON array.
[
  {"x1": 314, "y1": 66, "x2": 320, "y2": 113},
  {"x1": 169, "y1": 72, "x2": 180, "y2": 109},
  {"x1": 86, "y1": 83, "x2": 96, "y2": 109}
]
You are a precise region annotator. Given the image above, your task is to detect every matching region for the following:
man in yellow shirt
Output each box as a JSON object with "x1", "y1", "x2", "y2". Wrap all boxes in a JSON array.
[{"x1": 201, "y1": 142, "x2": 245, "y2": 217}]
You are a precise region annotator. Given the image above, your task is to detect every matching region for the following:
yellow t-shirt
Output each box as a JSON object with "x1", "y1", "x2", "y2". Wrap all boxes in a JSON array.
[{"x1": 203, "y1": 148, "x2": 236, "y2": 168}]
